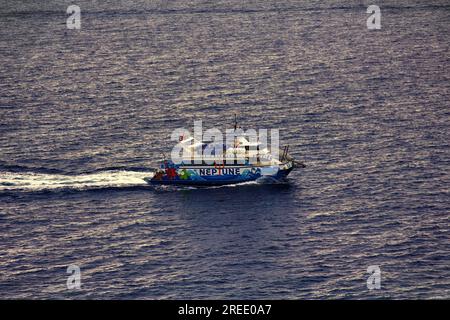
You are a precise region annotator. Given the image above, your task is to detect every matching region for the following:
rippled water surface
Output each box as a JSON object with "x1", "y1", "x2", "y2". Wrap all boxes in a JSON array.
[{"x1": 0, "y1": 1, "x2": 449, "y2": 299}]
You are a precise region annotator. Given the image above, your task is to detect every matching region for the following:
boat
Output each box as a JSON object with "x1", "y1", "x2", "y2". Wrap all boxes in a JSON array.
[{"x1": 145, "y1": 117, "x2": 305, "y2": 186}]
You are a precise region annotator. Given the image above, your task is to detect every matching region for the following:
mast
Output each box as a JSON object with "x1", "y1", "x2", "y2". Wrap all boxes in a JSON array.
[{"x1": 233, "y1": 113, "x2": 239, "y2": 149}]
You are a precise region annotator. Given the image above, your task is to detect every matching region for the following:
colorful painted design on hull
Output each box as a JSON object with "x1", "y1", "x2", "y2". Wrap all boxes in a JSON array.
[{"x1": 149, "y1": 161, "x2": 293, "y2": 186}]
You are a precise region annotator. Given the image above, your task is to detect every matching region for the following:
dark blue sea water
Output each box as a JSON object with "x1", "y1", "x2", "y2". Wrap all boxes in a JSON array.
[{"x1": 0, "y1": 0, "x2": 449, "y2": 299}]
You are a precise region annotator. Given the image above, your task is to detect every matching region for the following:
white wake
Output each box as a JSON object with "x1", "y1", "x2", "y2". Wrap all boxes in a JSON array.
[{"x1": 0, "y1": 170, "x2": 153, "y2": 192}]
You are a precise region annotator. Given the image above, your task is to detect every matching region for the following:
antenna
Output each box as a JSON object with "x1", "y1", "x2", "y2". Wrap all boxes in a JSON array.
[
  {"x1": 234, "y1": 113, "x2": 237, "y2": 131},
  {"x1": 281, "y1": 146, "x2": 286, "y2": 161}
]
